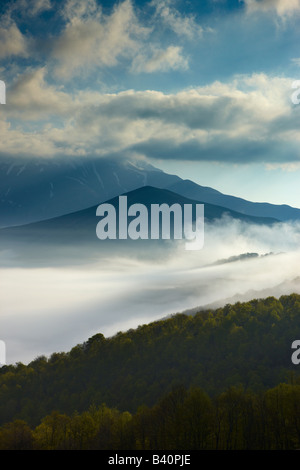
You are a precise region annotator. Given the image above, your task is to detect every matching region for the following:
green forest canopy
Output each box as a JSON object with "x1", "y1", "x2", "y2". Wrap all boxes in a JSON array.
[{"x1": 1, "y1": 293, "x2": 300, "y2": 432}]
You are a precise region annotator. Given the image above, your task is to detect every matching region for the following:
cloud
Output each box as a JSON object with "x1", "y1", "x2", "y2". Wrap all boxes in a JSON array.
[
  {"x1": 19, "y1": 0, "x2": 52, "y2": 16},
  {"x1": 61, "y1": 0, "x2": 100, "y2": 22},
  {"x1": 8, "y1": 67, "x2": 73, "y2": 118},
  {"x1": 0, "y1": 0, "x2": 52, "y2": 61},
  {"x1": 52, "y1": 0, "x2": 150, "y2": 79},
  {"x1": 81, "y1": 73, "x2": 296, "y2": 164},
  {"x1": 3, "y1": 216, "x2": 300, "y2": 364},
  {"x1": 150, "y1": 0, "x2": 204, "y2": 39},
  {"x1": 243, "y1": 0, "x2": 300, "y2": 17},
  {"x1": 131, "y1": 45, "x2": 188, "y2": 73},
  {"x1": 130, "y1": 135, "x2": 294, "y2": 164},
  {"x1": 0, "y1": 18, "x2": 28, "y2": 59},
  {"x1": 1, "y1": 71, "x2": 299, "y2": 164},
  {"x1": 291, "y1": 58, "x2": 300, "y2": 67},
  {"x1": 3, "y1": 0, "x2": 52, "y2": 18},
  {"x1": 0, "y1": 0, "x2": 198, "y2": 81}
]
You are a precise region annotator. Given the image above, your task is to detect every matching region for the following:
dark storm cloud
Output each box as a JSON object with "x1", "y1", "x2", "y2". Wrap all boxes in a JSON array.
[{"x1": 129, "y1": 136, "x2": 299, "y2": 164}]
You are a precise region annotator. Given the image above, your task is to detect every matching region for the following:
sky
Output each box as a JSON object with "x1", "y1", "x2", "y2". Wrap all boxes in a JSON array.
[{"x1": 0, "y1": 0, "x2": 300, "y2": 205}]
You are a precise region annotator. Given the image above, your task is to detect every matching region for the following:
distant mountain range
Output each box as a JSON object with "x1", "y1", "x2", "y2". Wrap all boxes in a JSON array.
[
  {"x1": 0, "y1": 185, "x2": 279, "y2": 267},
  {"x1": 205, "y1": 251, "x2": 275, "y2": 267},
  {"x1": 180, "y1": 273, "x2": 300, "y2": 316},
  {"x1": 1, "y1": 155, "x2": 299, "y2": 230},
  {"x1": 0, "y1": 156, "x2": 180, "y2": 228},
  {"x1": 167, "y1": 179, "x2": 300, "y2": 222},
  {"x1": 0, "y1": 186, "x2": 278, "y2": 243}
]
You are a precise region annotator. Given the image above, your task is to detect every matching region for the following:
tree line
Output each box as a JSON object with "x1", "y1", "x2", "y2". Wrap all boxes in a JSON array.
[
  {"x1": 1, "y1": 294, "x2": 300, "y2": 433},
  {"x1": 2, "y1": 382, "x2": 300, "y2": 450}
]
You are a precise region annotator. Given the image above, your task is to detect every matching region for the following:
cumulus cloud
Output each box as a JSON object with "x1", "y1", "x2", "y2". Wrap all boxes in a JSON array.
[
  {"x1": 62, "y1": 0, "x2": 100, "y2": 22},
  {"x1": 2, "y1": 0, "x2": 52, "y2": 19},
  {"x1": 0, "y1": 19, "x2": 28, "y2": 59},
  {"x1": 243, "y1": 0, "x2": 300, "y2": 17},
  {"x1": 8, "y1": 67, "x2": 73, "y2": 118},
  {"x1": 124, "y1": 74, "x2": 299, "y2": 163},
  {"x1": 131, "y1": 45, "x2": 188, "y2": 73},
  {"x1": 150, "y1": 0, "x2": 204, "y2": 39},
  {"x1": 0, "y1": 0, "x2": 201, "y2": 80},
  {"x1": 0, "y1": 0, "x2": 53, "y2": 61},
  {"x1": 52, "y1": 0, "x2": 150, "y2": 79},
  {"x1": 1, "y1": 72, "x2": 299, "y2": 163},
  {"x1": 18, "y1": 0, "x2": 52, "y2": 16}
]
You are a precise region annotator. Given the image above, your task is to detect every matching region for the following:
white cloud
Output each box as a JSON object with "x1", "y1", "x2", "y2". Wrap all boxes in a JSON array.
[
  {"x1": 8, "y1": 67, "x2": 73, "y2": 118},
  {"x1": 0, "y1": 19, "x2": 28, "y2": 59},
  {"x1": 4, "y1": 0, "x2": 52, "y2": 17},
  {"x1": 22, "y1": 0, "x2": 51, "y2": 16},
  {"x1": 1, "y1": 72, "x2": 299, "y2": 163},
  {"x1": 291, "y1": 58, "x2": 300, "y2": 66},
  {"x1": 243, "y1": 0, "x2": 300, "y2": 17},
  {"x1": 52, "y1": 0, "x2": 150, "y2": 79},
  {"x1": 62, "y1": 0, "x2": 100, "y2": 21},
  {"x1": 131, "y1": 45, "x2": 188, "y2": 73},
  {"x1": 3, "y1": 217, "x2": 300, "y2": 364},
  {"x1": 151, "y1": 0, "x2": 204, "y2": 39},
  {"x1": 0, "y1": 0, "x2": 51, "y2": 61}
]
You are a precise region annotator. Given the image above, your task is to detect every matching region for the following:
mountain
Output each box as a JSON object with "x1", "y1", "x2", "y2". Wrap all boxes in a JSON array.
[
  {"x1": 1, "y1": 156, "x2": 299, "y2": 230},
  {"x1": 0, "y1": 186, "x2": 278, "y2": 267},
  {"x1": 180, "y1": 274, "x2": 300, "y2": 316},
  {"x1": 167, "y1": 179, "x2": 300, "y2": 222},
  {"x1": 206, "y1": 251, "x2": 275, "y2": 267},
  {"x1": 0, "y1": 186, "x2": 278, "y2": 243},
  {"x1": 0, "y1": 156, "x2": 181, "y2": 228}
]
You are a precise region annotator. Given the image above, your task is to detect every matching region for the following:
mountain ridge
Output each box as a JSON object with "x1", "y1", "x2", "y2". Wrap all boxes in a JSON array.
[
  {"x1": 0, "y1": 185, "x2": 279, "y2": 240},
  {"x1": 167, "y1": 179, "x2": 300, "y2": 221},
  {"x1": 1, "y1": 156, "x2": 300, "y2": 230}
]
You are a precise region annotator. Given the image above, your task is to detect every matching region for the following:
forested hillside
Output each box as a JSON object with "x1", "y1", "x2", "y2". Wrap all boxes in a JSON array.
[{"x1": 1, "y1": 293, "x2": 300, "y2": 437}]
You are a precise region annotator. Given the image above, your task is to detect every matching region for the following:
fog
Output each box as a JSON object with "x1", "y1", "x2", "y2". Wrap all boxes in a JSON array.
[{"x1": 1, "y1": 217, "x2": 300, "y2": 365}]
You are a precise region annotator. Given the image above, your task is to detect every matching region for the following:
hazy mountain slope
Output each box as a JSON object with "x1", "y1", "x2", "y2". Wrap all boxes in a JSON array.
[
  {"x1": 167, "y1": 179, "x2": 300, "y2": 221},
  {"x1": 1, "y1": 155, "x2": 298, "y2": 231},
  {"x1": 0, "y1": 156, "x2": 181, "y2": 228},
  {"x1": 0, "y1": 185, "x2": 278, "y2": 243},
  {"x1": 0, "y1": 186, "x2": 279, "y2": 267}
]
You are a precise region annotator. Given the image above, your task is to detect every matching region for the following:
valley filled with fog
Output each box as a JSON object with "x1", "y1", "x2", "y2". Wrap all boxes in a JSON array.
[{"x1": 2, "y1": 215, "x2": 300, "y2": 365}]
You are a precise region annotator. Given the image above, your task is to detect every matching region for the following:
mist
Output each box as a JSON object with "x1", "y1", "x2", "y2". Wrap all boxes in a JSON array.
[{"x1": 1, "y1": 216, "x2": 300, "y2": 365}]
